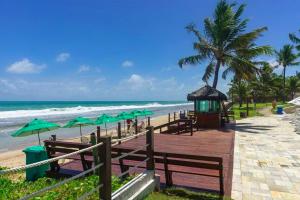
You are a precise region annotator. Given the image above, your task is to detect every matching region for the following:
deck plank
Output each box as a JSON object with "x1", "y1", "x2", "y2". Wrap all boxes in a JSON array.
[{"x1": 112, "y1": 127, "x2": 235, "y2": 197}]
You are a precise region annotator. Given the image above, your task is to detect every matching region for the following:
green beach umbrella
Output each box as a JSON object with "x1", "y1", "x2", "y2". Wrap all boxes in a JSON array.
[
  {"x1": 11, "y1": 118, "x2": 60, "y2": 145},
  {"x1": 95, "y1": 114, "x2": 119, "y2": 135},
  {"x1": 63, "y1": 117, "x2": 95, "y2": 142},
  {"x1": 117, "y1": 112, "x2": 135, "y2": 132},
  {"x1": 142, "y1": 109, "x2": 154, "y2": 116},
  {"x1": 117, "y1": 112, "x2": 134, "y2": 120},
  {"x1": 130, "y1": 110, "x2": 145, "y2": 118}
]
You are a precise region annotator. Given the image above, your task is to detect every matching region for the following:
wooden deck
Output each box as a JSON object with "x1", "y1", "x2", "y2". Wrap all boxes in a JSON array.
[{"x1": 112, "y1": 126, "x2": 235, "y2": 197}]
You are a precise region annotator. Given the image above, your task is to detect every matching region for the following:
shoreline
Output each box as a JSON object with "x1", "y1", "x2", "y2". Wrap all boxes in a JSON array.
[{"x1": 0, "y1": 113, "x2": 174, "y2": 168}]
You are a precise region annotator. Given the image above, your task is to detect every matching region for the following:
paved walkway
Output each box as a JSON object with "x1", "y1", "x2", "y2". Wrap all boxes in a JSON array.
[{"x1": 232, "y1": 115, "x2": 300, "y2": 200}]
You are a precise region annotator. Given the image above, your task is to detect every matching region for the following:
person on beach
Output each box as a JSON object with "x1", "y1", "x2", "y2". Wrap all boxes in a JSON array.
[{"x1": 126, "y1": 119, "x2": 133, "y2": 132}]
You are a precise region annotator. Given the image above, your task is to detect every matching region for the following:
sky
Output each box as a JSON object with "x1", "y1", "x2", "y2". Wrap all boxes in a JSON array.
[{"x1": 0, "y1": 0, "x2": 300, "y2": 101}]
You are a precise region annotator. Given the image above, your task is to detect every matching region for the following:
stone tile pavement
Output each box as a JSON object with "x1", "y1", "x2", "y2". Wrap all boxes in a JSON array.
[{"x1": 231, "y1": 115, "x2": 300, "y2": 200}]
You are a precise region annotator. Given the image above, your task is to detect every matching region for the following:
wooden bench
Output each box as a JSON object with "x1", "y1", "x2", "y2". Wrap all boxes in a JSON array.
[
  {"x1": 44, "y1": 140, "x2": 95, "y2": 178},
  {"x1": 111, "y1": 148, "x2": 224, "y2": 195}
]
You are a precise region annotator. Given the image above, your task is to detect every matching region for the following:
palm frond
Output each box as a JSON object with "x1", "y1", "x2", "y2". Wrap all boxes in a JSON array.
[
  {"x1": 226, "y1": 27, "x2": 268, "y2": 50},
  {"x1": 222, "y1": 67, "x2": 234, "y2": 79},
  {"x1": 289, "y1": 33, "x2": 300, "y2": 44},
  {"x1": 178, "y1": 55, "x2": 206, "y2": 68},
  {"x1": 202, "y1": 62, "x2": 215, "y2": 83}
]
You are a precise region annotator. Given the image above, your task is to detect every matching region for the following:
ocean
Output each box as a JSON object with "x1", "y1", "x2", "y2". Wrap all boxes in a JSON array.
[{"x1": 0, "y1": 101, "x2": 193, "y2": 151}]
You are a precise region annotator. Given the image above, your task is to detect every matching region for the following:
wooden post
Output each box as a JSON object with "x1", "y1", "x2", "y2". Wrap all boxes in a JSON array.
[
  {"x1": 50, "y1": 135, "x2": 56, "y2": 159},
  {"x1": 219, "y1": 160, "x2": 224, "y2": 196},
  {"x1": 135, "y1": 118, "x2": 138, "y2": 134},
  {"x1": 177, "y1": 121, "x2": 180, "y2": 134},
  {"x1": 173, "y1": 112, "x2": 176, "y2": 121},
  {"x1": 146, "y1": 126, "x2": 154, "y2": 171},
  {"x1": 99, "y1": 136, "x2": 112, "y2": 200},
  {"x1": 96, "y1": 126, "x2": 101, "y2": 143},
  {"x1": 147, "y1": 117, "x2": 150, "y2": 126},
  {"x1": 190, "y1": 120, "x2": 193, "y2": 136},
  {"x1": 117, "y1": 122, "x2": 126, "y2": 179},
  {"x1": 90, "y1": 133, "x2": 99, "y2": 174},
  {"x1": 117, "y1": 122, "x2": 121, "y2": 144},
  {"x1": 168, "y1": 113, "x2": 171, "y2": 131}
]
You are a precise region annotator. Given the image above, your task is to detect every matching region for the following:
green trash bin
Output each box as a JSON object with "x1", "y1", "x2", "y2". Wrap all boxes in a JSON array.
[{"x1": 23, "y1": 145, "x2": 49, "y2": 181}]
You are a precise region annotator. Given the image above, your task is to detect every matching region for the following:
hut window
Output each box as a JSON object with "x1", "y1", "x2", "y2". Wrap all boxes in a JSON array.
[{"x1": 195, "y1": 100, "x2": 220, "y2": 113}]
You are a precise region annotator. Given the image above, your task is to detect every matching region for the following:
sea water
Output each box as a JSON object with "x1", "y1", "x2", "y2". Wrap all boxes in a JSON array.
[{"x1": 0, "y1": 101, "x2": 193, "y2": 151}]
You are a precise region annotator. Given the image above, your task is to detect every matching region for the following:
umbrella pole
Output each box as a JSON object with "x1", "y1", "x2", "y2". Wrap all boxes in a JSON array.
[
  {"x1": 124, "y1": 121, "x2": 126, "y2": 135},
  {"x1": 80, "y1": 125, "x2": 82, "y2": 142},
  {"x1": 37, "y1": 131, "x2": 41, "y2": 146}
]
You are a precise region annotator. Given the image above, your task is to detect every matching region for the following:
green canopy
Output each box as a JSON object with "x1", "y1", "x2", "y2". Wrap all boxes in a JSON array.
[
  {"x1": 95, "y1": 114, "x2": 119, "y2": 135},
  {"x1": 63, "y1": 117, "x2": 95, "y2": 142},
  {"x1": 117, "y1": 112, "x2": 134, "y2": 133},
  {"x1": 130, "y1": 110, "x2": 145, "y2": 117},
  {"x1": 142, "y1": 109, "x2": 154, "y2": 116},
  {"x1": 95, "y1": 114, "x2": 119, "y2": 125},
  {"x1": 11, "y1": 118, "x2": 60, "y2": 145},
  {"x1": 117, "y1": 112, "x2": 134, "y2": 120}
]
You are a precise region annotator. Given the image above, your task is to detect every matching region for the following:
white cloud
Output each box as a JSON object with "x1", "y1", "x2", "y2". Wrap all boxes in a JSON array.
[
  {"x1": 6, "y1": 58, "x2": 46, "y2": 74},
  {"x1": 78, "y1": 65, "x2": 90, "y2": 73},
  {"x1": 121, "y1": 60, "x2": 134, "y2": 68},
  {"x1": 268, "y1": 59, "x2": 279, "y2": 68},
  {"x1": 56, "y1": 52, "x2": 70, "y2": 62},
  {"x1": 123, "y1": 74, "x2": 154, "y2": 90}
]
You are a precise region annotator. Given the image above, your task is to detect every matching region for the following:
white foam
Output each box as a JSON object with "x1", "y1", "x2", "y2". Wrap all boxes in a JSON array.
[{"x1": 0, "y1": 102, "x2": 192, "y2": 119}]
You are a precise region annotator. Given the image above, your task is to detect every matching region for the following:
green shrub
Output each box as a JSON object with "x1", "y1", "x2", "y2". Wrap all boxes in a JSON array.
[{"x1": 0, "y1": 174, "x2": 132, "y2": 200}]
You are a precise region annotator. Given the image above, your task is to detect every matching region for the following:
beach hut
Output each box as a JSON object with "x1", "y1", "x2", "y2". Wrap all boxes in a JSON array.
[{"x1": 187, "y1": 85, "x2": 227, "y2": 128}]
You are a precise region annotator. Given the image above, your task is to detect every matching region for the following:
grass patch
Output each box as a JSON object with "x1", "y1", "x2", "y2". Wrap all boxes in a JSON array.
[
  {"x1": 232, "y1": 102, "x2": 272, "y2": 120},
  {"x1": 0, "y1": 170, "x2": 132, "y2": 200},
  {"x1": 145, "y1": 187, "x2": 232, "y2": 200}
]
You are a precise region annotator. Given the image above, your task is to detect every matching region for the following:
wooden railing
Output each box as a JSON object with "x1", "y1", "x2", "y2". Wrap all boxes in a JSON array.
[
  {"x1": 111, "y1": 147, "x2": 224, "y2": 195},
  {"x1": 43, "y1": 126, "x2": 155, "y2": 200},
  {"x1": 154, "y1": 119, "x2": 194, "y2": 136}
]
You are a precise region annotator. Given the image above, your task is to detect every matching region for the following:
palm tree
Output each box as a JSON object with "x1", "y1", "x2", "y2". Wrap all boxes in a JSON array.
[
  {"x1": 178, "y1": 0, "x2": 272, "y2": 88},
  {"x1": 275, "y1": 45, "x2": 300, "y2": 102},
  {"x1": 289, "y1": 30, "x2": 300, "y2": 51},
  {"x1": 287, "y1": 76, "x2": 300, "y2": 100},
  {"x1": 228, "y1": 78, "x2": 249, "y2": 108}
]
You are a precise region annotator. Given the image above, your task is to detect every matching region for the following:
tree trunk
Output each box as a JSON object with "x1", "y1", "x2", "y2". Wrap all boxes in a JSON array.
[
  {"x1": 239, "y1": 98, "x2": 242, "y2": 108},
  {"x1": 212, "y1": 60, "x2": 221, "y2": 89},
  {"x1": 283, "y1": 66, "x2": 286, "y2": 103}
]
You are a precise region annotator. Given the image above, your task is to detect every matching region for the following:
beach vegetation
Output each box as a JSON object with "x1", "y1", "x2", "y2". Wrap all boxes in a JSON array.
[
  {"x1": 275, "y1": 44, "x2": 300, "y2": 103},
  {"x1": 289, "y1": 29, "x2": 300, "y2": 52},
  {"x1": 228, "y1": 60, "x2": 300, "y2": 106},
  {"x1": 178, "y1": 0, "x2": 272, "y2": 88},
  {"x1": 0, "y1": 172, "x2": 132, "y2": 200}
]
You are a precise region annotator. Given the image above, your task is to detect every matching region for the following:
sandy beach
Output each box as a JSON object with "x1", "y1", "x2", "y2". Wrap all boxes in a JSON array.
[{"x1": 0, "y1": 113, "x2": 174, "y2": 168}]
